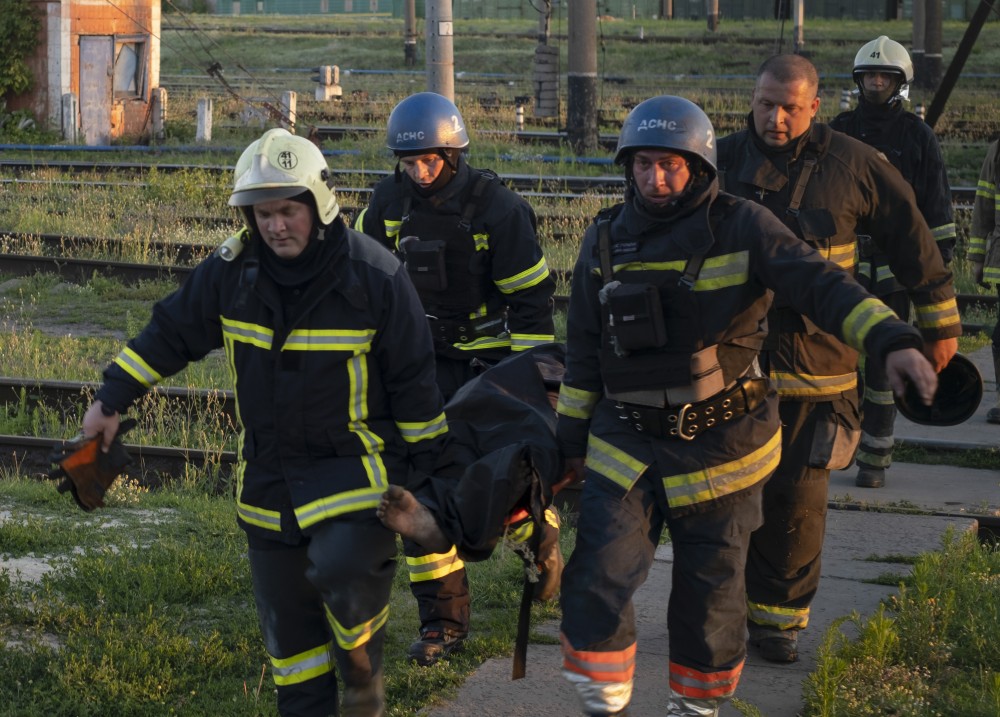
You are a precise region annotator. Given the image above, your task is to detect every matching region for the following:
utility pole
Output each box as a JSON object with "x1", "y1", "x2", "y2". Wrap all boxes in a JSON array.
[
  {"x1": 706, "y1": 0, "x2": 719, "y2": 31},
  {"x1": 793, "y1": 0, "x2": 804, "y2": 54},
  {"x1": 567, "y1": 0, "x2": 598, "y2": 154},
  {"x1": 912, "y1": 0, "x2": 926, "y2": 83},
  {"x1": 403, "y1": 0, "x2": 417, "y2": 68},
  {"x1": 923, "y1": 0, "x2": 943, "y2": 90},
  {"x1": 532, "y1": 0, "x2": 558, "y2": 118},
  {"x1": 426, "y1": 0, "x2": 454, "y2": 101},
  {"x1": 661, "y1": 0, "x2": 673, "y2": 20}
]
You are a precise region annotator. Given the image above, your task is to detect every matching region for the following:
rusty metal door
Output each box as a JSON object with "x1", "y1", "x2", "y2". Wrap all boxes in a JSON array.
[{"x1": 79, "y1": 36, "x2": 113, "y2": 145}]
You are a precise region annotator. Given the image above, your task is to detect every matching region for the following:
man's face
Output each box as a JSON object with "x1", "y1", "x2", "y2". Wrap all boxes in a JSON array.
[
  {"x1": 399, "y1": 153, "x2": 446, "y2": 190},
  {"x1": 631, "y1": 149, "x2": 692, "y2": 206},
  {"x1": 861, "y1": 71, "x2": 900, "y2": 104},
  {"x1": 252, "y1": 198, "x2": 314, "y2": 259},
  {"x1": 750, "y1": 72, "x2": 820, "y2": 148}
]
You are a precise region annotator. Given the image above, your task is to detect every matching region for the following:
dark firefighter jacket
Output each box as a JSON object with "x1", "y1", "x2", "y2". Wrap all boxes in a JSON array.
[
  {"x1": 970, "y1": 138, "x2": 1000, "y2": 286},
  {"x1": 95, "y1": 220, "x2": 449, "y2": 544},
  {"x1": 556, "y1": 178, "x2": 923, "y2": 515},
  {"x1": 830, "y1": 98, "x2": 956, "y2": 292},
  {"x1": 716, "y1": 118, "x2": 960, "y2": 400},
  {"x1": 354, "y1": 156, "x2": 556, "y2": 361}
]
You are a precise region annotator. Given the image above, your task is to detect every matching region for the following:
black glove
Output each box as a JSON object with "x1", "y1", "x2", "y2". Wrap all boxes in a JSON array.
[{"x1": 47, "y1": 419, "x2": 136, "y2": 511}]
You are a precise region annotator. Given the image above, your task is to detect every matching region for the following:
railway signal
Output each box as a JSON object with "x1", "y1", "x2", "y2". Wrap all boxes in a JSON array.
[{"x1": 311, "y1": 65, "x2": 343, "y2": 102}]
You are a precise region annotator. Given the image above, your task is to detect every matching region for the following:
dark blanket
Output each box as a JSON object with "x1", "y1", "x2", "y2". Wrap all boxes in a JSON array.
[{"x1": 411, "y1": 343, "x2": 566, "y2": 562}]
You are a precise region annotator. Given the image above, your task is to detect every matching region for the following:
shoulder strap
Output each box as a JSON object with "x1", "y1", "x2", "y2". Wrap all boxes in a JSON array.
[
  {"x1": 786, "y1": 152, "x2": 817, "y2": 217},
  {"x1": 458, "y1": 170, "x2": 497, "y2": 232},
  {"x1": 596, "y1": 215, "x2": 615, "y2": 286}
]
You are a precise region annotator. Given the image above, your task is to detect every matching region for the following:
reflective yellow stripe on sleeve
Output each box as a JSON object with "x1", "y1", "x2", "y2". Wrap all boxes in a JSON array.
[
  {"x1": 556, "y1": 384, "x2": 600, "y2": 420},
  {"x1": 221, "y1": 317, "x2": 274, "y2": 349},
  {"x1": 113, "y1": 346, "x2": 163, "y2": 388},
  {"x1": 840, "y1": 297, "x2": 897, "y2": 352},
  {"x1": 912, "y1": 298, "x2": 961, "y2": 331},
  {"x1": 496, "y1": 257, "x2": 551, "y2": 294},
  {"x1": 396, "y1": 412, "x2": 448, "y2": 443}
]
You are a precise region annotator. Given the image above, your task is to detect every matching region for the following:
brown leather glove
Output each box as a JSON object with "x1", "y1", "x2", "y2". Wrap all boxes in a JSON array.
[{"x1": 47, "y1": 419, "x2": 136, "y2": 511}]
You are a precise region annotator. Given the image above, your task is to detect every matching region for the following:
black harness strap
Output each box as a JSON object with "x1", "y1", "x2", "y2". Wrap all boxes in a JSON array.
[{"x1": 786, "y1": 153, "x2": 818, "y2": 217}]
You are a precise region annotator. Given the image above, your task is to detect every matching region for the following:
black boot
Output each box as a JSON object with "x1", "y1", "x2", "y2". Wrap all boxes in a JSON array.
[{"x1": 407, "y1": 626, "x2": 468, "y2": 667}]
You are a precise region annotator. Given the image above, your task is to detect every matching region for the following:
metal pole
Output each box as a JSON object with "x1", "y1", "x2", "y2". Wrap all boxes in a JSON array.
[
  {"x1": 567, "y1": 0, "x2": 598, "y2": 154},
  {"x1": 426, "y1": 0, "x2": 454, "y2": 101},
  {"x1": 404, "y1": 0, "x2": 417, "y2": 68},
  {"x1": 925, "y1": 0, "x2": 994, "y2": 129},
  {"x1": 793, "y1": 0, "x2": 804, "y2": 54},
  {"x1": 911, "y1": 0, "x2": 926, "y2": 83},
  {"x1": 923, "y1": 0, "x2": 943, "y2": 90}
]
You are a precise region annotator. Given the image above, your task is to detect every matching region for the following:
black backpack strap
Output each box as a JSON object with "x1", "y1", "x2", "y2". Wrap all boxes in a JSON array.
[
  {"x1": 458, "y1": 170, "x2": 497, "y2": 232},
  {"x1": 786, "y1": 153, "x2": 817, "y2": 217}
]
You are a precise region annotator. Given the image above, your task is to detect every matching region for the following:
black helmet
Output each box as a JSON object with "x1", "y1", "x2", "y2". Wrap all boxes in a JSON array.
[
  {"x1": 386, "y1": 92, "x2": 470, "y2": 154},
  {"x1": 614, "y1": 95, "x2": 717, "y2": 171},
  {"x1": 895, "y1": 353, "x2": 983, "y2": 426}
]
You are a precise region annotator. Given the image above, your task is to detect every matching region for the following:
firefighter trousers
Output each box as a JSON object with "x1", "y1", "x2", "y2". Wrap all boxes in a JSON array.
[
  {"x1": 856, "y1": 291, "x2": 910, "y2": 470},
  {"x1": 403, "y1": 538, "x2": 471, "y2": 635},
  {"x1": 745, "y1": 396, "x2": 858, "y2": 631},
  {"x1": 560, "y1": 471, "x2": 762, "y2": 715},
  {"x1": 247, "y1": 516, "x2": 396, "y2": 717}
]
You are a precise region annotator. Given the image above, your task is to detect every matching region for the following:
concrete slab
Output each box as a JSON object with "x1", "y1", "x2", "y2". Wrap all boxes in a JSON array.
[{"x1": 421, "y1": 510, "x2": 977, "y2": 717}]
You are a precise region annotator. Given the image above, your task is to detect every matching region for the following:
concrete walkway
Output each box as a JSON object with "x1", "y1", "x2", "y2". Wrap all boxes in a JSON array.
[{"x1": 421, "y1": 346, "x2": 998, "y2": 717}]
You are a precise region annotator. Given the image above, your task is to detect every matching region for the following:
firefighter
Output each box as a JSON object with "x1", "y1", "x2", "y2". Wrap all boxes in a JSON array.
[
  {"x1": 716, "y1": 54, "x2": 960, "y2": 665},
  {"x1": 970, "y1": 137, "x2": 1000, "y2": 424},
  {"x1": 830, "y1": 35, "x2": 957, "y2": 487},
  {"x1": 80, "y1": 128, "x2": 448, "y2": 717},
  {"x1": 556, "y1": 94, "x2": 940, "y2": 717},
  {"x1": 354, "y1": 92, "x2": 560, "y2": 666}
]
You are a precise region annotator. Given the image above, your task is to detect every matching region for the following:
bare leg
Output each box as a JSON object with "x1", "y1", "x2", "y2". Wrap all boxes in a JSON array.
[{"x1": 377, "y1": 485, "x2": 451, "y2": 554}]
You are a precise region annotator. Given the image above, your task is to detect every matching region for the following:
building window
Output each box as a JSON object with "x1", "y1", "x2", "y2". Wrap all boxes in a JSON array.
[{"x1": 114, "y1": 36, "x2": 147, "y2": 99}]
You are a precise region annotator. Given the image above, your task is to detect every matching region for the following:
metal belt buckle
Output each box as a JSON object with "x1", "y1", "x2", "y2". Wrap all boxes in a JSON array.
[{"x1": 673, "y1": 403, "x2": 695, "y2": 441}]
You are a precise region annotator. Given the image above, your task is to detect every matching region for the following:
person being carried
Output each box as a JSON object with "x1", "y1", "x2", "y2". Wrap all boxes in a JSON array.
[{"x1": 80, "y1": 128, "x2": 448, "y2": 717}]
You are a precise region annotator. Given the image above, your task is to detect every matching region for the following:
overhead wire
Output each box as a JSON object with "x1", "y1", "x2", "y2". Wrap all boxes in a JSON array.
[
  {"x1": 159, "y1": 0, "x2": 294, "y2": 124},
  {"x1": 100, "y1": 0, "x2": 294, "y2": 127}
]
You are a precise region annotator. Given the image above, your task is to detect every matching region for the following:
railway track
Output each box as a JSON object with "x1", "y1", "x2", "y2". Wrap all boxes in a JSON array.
[
  {"x1": 2, "y1": 433, "x2": 236, "y2": 488},
  {"x1": 0, "y1": 233, "x2": 994, "y2": 328},
  {"x1": 0, "y1": 158, "x2": 981, "y2": 206}
]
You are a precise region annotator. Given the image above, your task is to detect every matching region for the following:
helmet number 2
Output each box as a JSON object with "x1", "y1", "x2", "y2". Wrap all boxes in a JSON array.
[
  {"x1": 451, "y1": 114, "x2": 464, "y2": 134},
  {"x1": 706, "y1": 129, "x2": 714, "y2": 149}
]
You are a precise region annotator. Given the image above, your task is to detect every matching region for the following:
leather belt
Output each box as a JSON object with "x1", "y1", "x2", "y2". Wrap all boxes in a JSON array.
[{"x1": 616, "y1": 377, "x2": 769, "y2": 440}]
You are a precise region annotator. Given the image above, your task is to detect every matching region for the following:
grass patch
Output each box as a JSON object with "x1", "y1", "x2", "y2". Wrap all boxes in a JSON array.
[
  {"x1": 0, "y1": 475, "x2": 565, "y2": 717},
  {"x1": 805, "y1": 530, "x2": 1000, "y2": 716}
]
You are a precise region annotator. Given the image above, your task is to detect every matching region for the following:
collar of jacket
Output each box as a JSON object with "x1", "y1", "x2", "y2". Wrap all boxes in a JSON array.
[
  {"x1": 856, "y1": 97, "x2": 905, "y2": 125},
  {"x1": 740, "y1": 116, "x2": 831, "y2": 193},
  {"x1": 404, "y1": 154, "x2": 470, "y2": 209},
  {"x1": 620, "y1": 178, "x2": 719, "y2": 256}
]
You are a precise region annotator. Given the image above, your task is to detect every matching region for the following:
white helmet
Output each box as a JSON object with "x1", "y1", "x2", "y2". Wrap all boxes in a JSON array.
[
  {"x1": 229, "y1": 128, "x2": 340, "y2": 225},
  {"x1": 853, "y1": 36, "x2": 913, "y2": 105}
]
